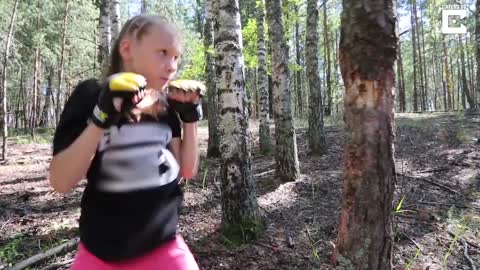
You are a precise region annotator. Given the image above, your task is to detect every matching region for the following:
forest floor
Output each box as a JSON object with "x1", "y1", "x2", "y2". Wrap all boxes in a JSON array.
[{"x1": 0, "y1": 112, "x2": 479, "y2": 270}]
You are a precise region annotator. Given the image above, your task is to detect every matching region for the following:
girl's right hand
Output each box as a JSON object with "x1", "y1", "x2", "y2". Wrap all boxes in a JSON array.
[{"x1": 91, "y1": 72, "x2": 147, "y2": 128}]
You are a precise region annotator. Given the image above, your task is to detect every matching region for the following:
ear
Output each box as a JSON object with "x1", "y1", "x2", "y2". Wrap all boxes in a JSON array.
[{"x1": 119, "y1": 38, "x2": 133, "y2": 62}]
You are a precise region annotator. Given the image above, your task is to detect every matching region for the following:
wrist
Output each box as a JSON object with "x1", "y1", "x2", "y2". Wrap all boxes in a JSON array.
[{"x1": 87, "y1": 121, "x2": 106, "y2": 134}]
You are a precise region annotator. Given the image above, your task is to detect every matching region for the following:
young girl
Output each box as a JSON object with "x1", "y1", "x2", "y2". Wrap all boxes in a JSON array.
[{"x1": 49, "y1": 15, "x2": 201, "y2": 269}]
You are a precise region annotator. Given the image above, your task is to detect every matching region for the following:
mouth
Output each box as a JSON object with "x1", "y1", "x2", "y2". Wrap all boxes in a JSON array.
[{"x1": 159, "y1": 77, "x2": 170, "y2": 84}]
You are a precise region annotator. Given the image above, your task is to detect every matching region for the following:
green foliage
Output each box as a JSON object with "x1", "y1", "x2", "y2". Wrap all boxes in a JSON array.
[
  {"x1": 242, "y1": 18, "x2": 258, "y2": 68},
  {"x1": 405, "y1": 247, "x2": 421, "y2": 270},
  {"x1": 0, "y1": 235, "x2": 24, "y2": 265},
  {"x1": 177, "y1": 35, "x2": 205, "y2": 80}
]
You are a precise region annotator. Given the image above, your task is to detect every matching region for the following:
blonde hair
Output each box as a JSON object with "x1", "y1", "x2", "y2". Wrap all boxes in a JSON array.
[
  {"x1": 105, "y1": 15, "x2": 179, "y2": 121},
  {"x1": 106, "y1": 14, "x2": 181, "y2": 77}
]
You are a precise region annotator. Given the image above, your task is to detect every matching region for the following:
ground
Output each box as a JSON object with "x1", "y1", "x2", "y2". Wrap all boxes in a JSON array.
[{"x1": 0, "y1": 112, "x2": 479, "y2": 270}]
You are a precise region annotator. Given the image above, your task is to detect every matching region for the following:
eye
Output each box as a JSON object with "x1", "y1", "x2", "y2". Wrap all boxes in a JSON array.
[{"x1": 157, "y1": 49, "x2": 167, "y2": 55}]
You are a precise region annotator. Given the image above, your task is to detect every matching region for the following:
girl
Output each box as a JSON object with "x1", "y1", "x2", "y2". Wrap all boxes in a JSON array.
[{"x1": 49, "y1": 15, "x2": 201, "y2": 269}]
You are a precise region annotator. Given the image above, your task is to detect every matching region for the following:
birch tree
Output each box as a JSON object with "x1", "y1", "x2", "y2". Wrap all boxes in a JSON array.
[
  {"x1": 257, "y1": 0, "x2": 272, "y2": 154},
  {"x1": 214, "y1": 0, "x2": 262, "y2": 242},
  {"x1": 266, "y1": 0, "x2": 300, "y2": 181}
]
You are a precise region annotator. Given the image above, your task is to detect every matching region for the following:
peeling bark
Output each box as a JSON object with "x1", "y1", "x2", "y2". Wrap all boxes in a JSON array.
[{"x1": 335, "y1": 0, "x2": 396, "y2": 268}]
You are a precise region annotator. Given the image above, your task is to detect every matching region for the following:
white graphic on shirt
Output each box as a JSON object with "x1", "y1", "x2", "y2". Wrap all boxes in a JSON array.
[{"x1": 96, "y1": 123, "x2": 179, "y2": 192}]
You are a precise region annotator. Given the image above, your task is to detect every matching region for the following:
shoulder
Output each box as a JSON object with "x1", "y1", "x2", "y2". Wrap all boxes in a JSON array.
[
  {"x1": 64, "y1": 79, "x2": 101, "y2": 111},
  {"x1": 71, "y1": 79, "x2": 101, "y2": 99}
]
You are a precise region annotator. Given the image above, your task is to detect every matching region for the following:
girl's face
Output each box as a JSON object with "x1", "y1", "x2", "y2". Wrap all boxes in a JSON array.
[{"x1": 120, "y1": 24, "x2": 181, "y2": 91}]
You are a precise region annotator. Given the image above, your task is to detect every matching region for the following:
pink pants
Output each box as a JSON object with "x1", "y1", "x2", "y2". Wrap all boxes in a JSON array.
[{"x1": 71, "y1": 236, "x2": 199, "y2": 270}]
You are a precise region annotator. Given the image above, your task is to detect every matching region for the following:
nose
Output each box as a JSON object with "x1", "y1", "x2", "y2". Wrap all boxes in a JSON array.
[{"x1": 166, "y1": 57, "x2": 177, "y2": 74}]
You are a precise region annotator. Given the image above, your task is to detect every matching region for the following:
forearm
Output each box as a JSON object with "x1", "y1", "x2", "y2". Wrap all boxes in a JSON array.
[
  {"x1": 49, "y1": 123, "x2": 104, "y2": 193},
  {"x1": 179, "y1": 122, "x2": 199, "y2": 179}
]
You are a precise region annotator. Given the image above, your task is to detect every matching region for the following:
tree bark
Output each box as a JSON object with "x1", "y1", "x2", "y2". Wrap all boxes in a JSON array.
[
  {"x1": 459, "y1": 36, "x2": 475, "y2": 109},
  {"x1": 476, "y1": 0, "x2": 480, "y2": 107},
  {"x1": 442, "y1": 35, "x2": 453, "y2": 110},
  {"x1": 56, "y1": 0, "x2": 69, "y2": 125},
  {"x1": 449, "y1": 54, "x2": 455, "y2": 110},
  {"x1": 1, "y1": 0, "x2": 19, "y2": 160},
  {"x1": 205, "y1": 0, "x2": 220, "y2": 157},
  {"x1": 257, "y1": 0, "x2": 272, "y2": 154},
  {"x1": 266, "y1": 0, "x2": 300, "y2": 181},
  {"x1": 305, "y1": 0, "x2": 327, "y2": 155},
  {"x1": 323, "y1": 1, "x2": 332, "y2": 117},
  {"x1": 20, "y1": 69, "x2": 27, "y2": 130},
  {"x1": 410, "y1": 0, "x2": 419, "y2": 112},
  {"x1": 413, "y1": 0, "x2": 425, "y2": 112},
  {"x1": 31, "y1": 47, "x2": 40, "y2": 138},
  {"x1": 43, "y1": 67, "x2": 53, "y2": 127},
  {"x1": 109, "y1": 0, "x2": 121, "y2": 43},
  {"x1": 419, "y1": 6, "x2": 429, "y2": 111},
  {"x1": 98, "y1": 0, "x2": 111, "y2": 73},
  {"x1": 214, "y1": 0, "x2": 261, "y2": 241},
  {"x1": 397, "y1": 41, "x2": 406, "y2": 112},
  {"x1": 467, "y1": 35, "x2": 475, "y2": 104},
  {"x1": 335, "y1": 0, "x2": 396, "y2": 268},
  {"x1": 294, "y1": 4, "x2": 303, "y2": 118}
]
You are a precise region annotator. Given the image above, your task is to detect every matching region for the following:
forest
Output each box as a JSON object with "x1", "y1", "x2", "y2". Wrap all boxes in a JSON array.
[{"x1": 0, "y1": 0, "x2": 479, "y2": 269}]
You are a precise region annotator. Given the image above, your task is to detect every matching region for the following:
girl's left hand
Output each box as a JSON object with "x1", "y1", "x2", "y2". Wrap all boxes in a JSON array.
[{"x1": 167, "y1": 88, "x2": 200, "y2": 104}]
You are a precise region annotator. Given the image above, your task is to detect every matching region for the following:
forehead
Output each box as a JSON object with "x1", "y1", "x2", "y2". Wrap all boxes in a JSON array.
[{"x1": 139, "y1": 24, "x2": 182, "y2": 53}]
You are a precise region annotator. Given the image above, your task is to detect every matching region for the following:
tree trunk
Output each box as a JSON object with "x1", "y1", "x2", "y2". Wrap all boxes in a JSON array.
[
  {"x1": 109, "y1": 0, "x2": 121, "y2": 43},
  {"x1": 14, "y1": 68, "x2": 22, "y2": 130},
  {"x1": 294, "y1": 4, "x2": 303, "y2": 118},
  {"x1": 413, "y1": 0, "x2": 425, "y2": 112},
  {"x1": 334, "y1": 0, "x2": 396, "y2": 268},
  {"x1": 31, "y1": 48, "x2": 40, "y2": 138},
  {"x1": 476, "y1": 0, "x2": 480, "y2": 107},
  {"x1": 305, "y1": 0, "x2": 327, "y2": 155},
  {"x1": 397, "y1": 41, "x2": 406, "y2": 112},
  {"x1": 1, "y1": 0, "x2": 19, "y2": 160},
  {"x1": 205, "y1": 0, "x2": 220, "y2": 158},
  {"x1": 458, "y1": 60, "x2": 465, "y2": 110},
  {"x1": 432, "y1": 52, "x2": 439, "y2": 111},
  {"x1": 266, "y1": 0, "x2": 300, "y2": 181},
  {"x1": 195, "y1": 0, "x2": 203, "y2": 39},
  {"x1": 410, "y1": 0, "x2": 419, "y2": 112},
  {"x1": 98, "y1": 0, "x2": 111, "y2": 73},
  {"x1": 323, "y1": 1, "x2": 332, "y2": 117},
  {"x1": 442, "y1": 35, "x2": 453, "y2": 110},
  {"x1": 20, "y1": 69, "x2": 27, "y2": 131},
  {"x1": 450, "y1": 55, "x2": 455, "y2": 110},
  {"x1": 419, "y1": 6, "x2": 429, "y2": 111},
  {"x1": 141, "y1": 0, "x2": 148, "y2": 13},
  {"x1": 459, "y1": 36, "x2": 475, "y2": 109},
  {"x1": 257, "y1": 0, "x2": 272, "y2": 154},
  {"x1": 214, "y1": 0, "x2": 261, "y2": 242},
  {"x1": 442, "y1": 61, "x2": 447, "y2": 111},
  {"x1": 467, "y1": 35, "x2": 475, "y2": 104},
  {"x1": 43, "y1": 67, "x2": 53, "y2": 127},
  {"x1": 56, "y1": 0, "x2": 69, "y2": 126}
]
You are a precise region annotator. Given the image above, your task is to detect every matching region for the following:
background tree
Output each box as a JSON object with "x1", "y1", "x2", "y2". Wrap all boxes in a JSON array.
[
  {"x1": 1, "y1": 0, "x2": 19, "y2": 160},
  {"x1": 305, "y1": 0, "x2": 327, "y2": 155},
  {"x1": 257, "y1": 0, "x2": 273, "y2": 154},
  {"x1": 266, "y1": 0, "x2": 300, "y2": 182},
  {"x1": 204, "y1": 0, "x2": 220, "y2": 157}
]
